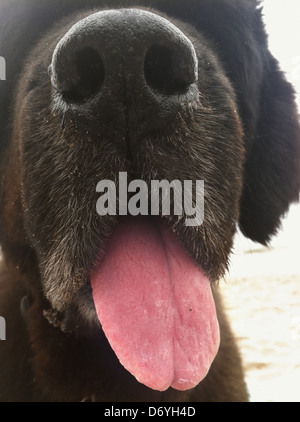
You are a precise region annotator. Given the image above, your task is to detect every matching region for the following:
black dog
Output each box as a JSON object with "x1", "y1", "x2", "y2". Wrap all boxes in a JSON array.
[{"x1": 0, "y1": 0, "x2": 299, "y2": 402}]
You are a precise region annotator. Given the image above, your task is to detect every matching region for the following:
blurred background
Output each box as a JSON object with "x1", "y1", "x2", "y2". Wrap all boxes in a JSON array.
[{"x1": 221, "y1": 0, "x2": 300, "y2": 402}]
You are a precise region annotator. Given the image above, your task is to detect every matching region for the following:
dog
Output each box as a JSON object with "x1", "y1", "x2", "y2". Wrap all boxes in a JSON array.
[{"x1": 0, "y1": 0, "x2": 299, "y2": 402}]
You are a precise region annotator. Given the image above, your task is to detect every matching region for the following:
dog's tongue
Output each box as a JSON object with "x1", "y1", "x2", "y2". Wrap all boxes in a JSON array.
[{"x1": 91, "y1": 217, "x2": 220, "y2": 391}]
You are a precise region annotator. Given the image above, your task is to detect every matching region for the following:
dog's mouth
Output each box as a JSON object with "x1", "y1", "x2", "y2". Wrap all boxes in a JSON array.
[{"x1": 88, "y1": 215, "x2": 220, "y2": 392}]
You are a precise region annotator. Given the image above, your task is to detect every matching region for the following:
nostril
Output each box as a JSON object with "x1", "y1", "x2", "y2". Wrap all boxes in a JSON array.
[
  {"x1": 72, "y1": 47, "x2": 105, "y2": 102},
  {"x1": 144, "y1": 45, "x2": 197, "y2": 95},
  {"x1": 51, "y1": 46, "x2": 105, "y2": 103}
]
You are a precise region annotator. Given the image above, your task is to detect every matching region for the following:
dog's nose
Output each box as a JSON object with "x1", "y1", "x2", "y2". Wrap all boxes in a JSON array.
[{"x1": 49, "y1": 9, "x2": 198, "y2": 138}]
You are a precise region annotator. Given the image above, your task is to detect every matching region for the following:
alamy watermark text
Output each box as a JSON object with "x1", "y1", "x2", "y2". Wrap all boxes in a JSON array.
[
  {"x1": 96, "y1": 172, "x2": 204, "y2": 227},
  {"x1": 0, "y1": 56, "x2": 6, "y2": 80},
  {"x1": 0, "y1": 316, "x2": 6, "y2": 340}
]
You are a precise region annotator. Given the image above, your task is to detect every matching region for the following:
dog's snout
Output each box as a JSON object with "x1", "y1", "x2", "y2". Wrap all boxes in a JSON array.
[{"x1": 49, "y1": 9, "x2": 198, "y2": 105}]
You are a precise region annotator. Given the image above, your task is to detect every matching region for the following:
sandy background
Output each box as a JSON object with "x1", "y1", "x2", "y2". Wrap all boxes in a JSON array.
[
  {"x1": 231, "y1": 0, "x2": 300, "y2": 403},
  {"x1": 220, "y1": 204, "x2": 300, "y2": 402}
]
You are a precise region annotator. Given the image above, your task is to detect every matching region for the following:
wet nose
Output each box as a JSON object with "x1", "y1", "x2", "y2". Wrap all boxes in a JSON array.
[{"x1": 49, "y1": 9, "x2": 198, "y2": 134}]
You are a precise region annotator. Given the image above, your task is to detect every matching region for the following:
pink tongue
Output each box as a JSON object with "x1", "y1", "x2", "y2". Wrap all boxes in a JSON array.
[{"x1": 91, "y1": 217, "x2": 220, "y2": 391}]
